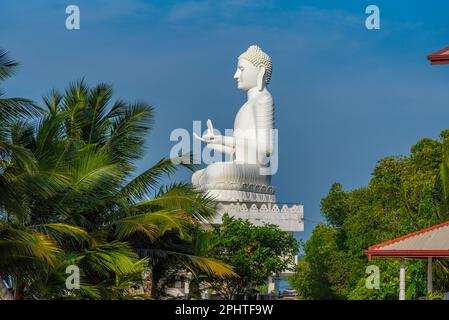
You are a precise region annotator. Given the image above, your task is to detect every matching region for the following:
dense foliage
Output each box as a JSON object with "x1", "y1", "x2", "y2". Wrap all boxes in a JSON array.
[
  {"x1": 206, "y1": 214, "x2": 298, "y2": 299},
  {"x1": 291, "y1": 134, "x2": 449, "y2": 299}
]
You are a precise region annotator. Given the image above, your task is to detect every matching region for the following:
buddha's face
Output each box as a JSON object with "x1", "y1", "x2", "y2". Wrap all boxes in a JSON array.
[{"x1": 233, "y1": 58, "x2": 259, "y2": 91}]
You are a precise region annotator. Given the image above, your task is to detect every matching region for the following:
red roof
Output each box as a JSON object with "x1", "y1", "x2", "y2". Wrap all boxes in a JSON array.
[
  {"x1": 428, "y1": 46, "x2": 449, "y2": 65},
  {"x1": 364, "y1": 220, "x2": 449, "y2": 260}
]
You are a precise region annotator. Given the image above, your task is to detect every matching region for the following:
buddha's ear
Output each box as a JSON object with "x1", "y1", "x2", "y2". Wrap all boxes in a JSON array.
[{"x1": 257, "y1": 66, "x2": 266, "y2": 91}]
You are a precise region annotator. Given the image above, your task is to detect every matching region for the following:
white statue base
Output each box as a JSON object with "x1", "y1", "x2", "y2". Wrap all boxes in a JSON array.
[{"x1": 212, "y1": 201, "x2": 304, "y2": 232}]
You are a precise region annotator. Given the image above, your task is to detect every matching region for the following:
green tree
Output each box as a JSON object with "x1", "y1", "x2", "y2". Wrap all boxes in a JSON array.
[
  {"x1": 207, "y1": 214, "x2": 298, "y2": 299},
  {"x1": 290, "y1": 224, "x2": 351, "y2": 299},
  {"x1": 292, "y1": 134, "x2": 449, "y2": 300},
  {"x1": 320, "y1": 183, "x2": 349, "y2": 227}
]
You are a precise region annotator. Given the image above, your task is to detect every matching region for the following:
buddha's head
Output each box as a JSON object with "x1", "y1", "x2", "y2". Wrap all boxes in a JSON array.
[{"x1": 234, "y1": 45, "x2": 272, "y2": 92}]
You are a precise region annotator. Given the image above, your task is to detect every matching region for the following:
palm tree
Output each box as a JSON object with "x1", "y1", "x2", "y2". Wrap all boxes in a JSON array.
[
  {"x1": 50, "y1": 80, "x2": 236, "y2": 298},
  {"x1": 0, "y1": 49, "x2": 54, "y2": 300},
  {"x1": 1, "y1": 70, "x2": 235, "y2": 299},
  {"x1": 0, "y1": 49, "x2": 39, "y2": 132}
]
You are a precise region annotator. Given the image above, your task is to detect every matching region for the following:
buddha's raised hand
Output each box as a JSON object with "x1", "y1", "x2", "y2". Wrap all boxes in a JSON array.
[
  {"x1": 201, "y1": 119, "x2": 223, "y2": 144},
  {"x1": 193, "y1": 119, "x2": 221, "y2": 144}
]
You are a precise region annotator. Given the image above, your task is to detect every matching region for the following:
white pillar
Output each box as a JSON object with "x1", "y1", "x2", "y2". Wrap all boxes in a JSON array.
[
  {"x1": 399, "y1": 259, "x2": 406, "y2": 300},
  {"x1": 427, "y1": 257, "x2": 433, "y2": 294},
  {"x1": 267, "y1": 276, "x2": 276, "y2": 294}
]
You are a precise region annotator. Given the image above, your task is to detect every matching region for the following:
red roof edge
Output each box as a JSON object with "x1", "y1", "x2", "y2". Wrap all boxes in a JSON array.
[
  {"x1": 366, "y1": 220, "x2": 449, "y2": 251},
  {"x1": 430, "y1": 60, "x2": 449, "y2": 65},
  {"x1": 428, "y1": 46, "x2": 449, "y2": 65},
  {"x1": 364, "y1": 250, "x2": 449, "y2": 259}
]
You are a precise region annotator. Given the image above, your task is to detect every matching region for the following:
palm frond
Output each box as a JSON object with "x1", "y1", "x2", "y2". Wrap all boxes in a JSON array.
[
  {"x1": 179, "y1": 254, "x2": 237, "y2": 278},
  {"x1": 68, "y1": 149, "x2": 124, "y2": 192},
  {"x1": 0, "y1": 49, "x2": 18, "y2": 81},
  {"x1": 120, "y1": 154, "x2": 201, "y2": 202},
  {"x1": 136, "y1": 183, "x2": 217, "y2": 222},
  {"x1": 104, "y1": 99, "x2": 127, "y2": 118},
  {"x1": 140, "y1": 247, "x2": 236, "y2": 279},
  {"x1": 0, "y1": 141, "x2": 37, "y2": 172},
  {"x1": 43, "y1": 89, "x2": 63, "y2": 116},
  {"x1": 10, "y1": 121, "x2": 35, "y2": 148},
  {"x1": 0, "y1": 97, "x2": 41, "y2": 125},
  {"x1": 175, "y1": 229, "x2": 236, "y2": 278},
  {"x1": 34, "y1": 113, "x2": 66, "y2": 160},
  {"x1": 62, "y1": 79, "x2": 90, "y2": 139},
  {"x1": 119, "y1": 158, "x2": 178, "y2": 201},
  {"x1": 113, "y1": 209, "x2": 191, "y2": 241},
  {"x1": 86, "y1": 83, "x2": 113, "y2": 144},
  {"x1": 76, "y1": 284, "x2": 101, "y2": 299},
  {"x1": 105, "y1": 102, "x2": 154, "y2": 160},
  {"x1": 0, "y1": 224, "x2": 60, "y2": 267},
  {"x1": 35, "y1": 223, "x2": 91, "y2": 245},
  {"x1": 79, "y1": 241, "x2": 141, "y2": 276}
]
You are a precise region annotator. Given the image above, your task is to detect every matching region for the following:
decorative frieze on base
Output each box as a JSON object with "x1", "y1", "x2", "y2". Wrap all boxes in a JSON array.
[{"x1": 213, "y1": 201, "x2": 304, "y2": 232}]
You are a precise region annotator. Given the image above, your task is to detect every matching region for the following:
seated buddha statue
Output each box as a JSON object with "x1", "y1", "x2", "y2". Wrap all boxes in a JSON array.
[{"x1": 192, "y1": 45, "x2": 276, "y2": 203}]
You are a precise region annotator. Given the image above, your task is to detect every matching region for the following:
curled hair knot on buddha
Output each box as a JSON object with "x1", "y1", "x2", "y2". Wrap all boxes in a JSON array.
[{"x1": 238, "y1": 45, "x2": 273, "y2": 85}]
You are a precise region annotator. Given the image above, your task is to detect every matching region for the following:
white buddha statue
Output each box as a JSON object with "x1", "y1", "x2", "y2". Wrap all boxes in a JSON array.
[{"x1": 192, "y1": 45, "x2": 276, "y2": 203}]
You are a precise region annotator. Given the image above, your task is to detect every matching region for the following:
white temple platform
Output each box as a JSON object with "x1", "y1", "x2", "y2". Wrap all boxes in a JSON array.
[{"x1": 212, "y1": 201, "x2": 304, "y2": 232}]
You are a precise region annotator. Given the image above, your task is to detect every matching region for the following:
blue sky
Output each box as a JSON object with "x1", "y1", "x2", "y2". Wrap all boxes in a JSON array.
[{"x1": 2, "y1": 0, "x2": 449, "y2": 242}]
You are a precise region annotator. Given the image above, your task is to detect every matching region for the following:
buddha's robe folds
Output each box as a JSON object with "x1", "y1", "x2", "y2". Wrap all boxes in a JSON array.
[{"x1": 192, "y1": 89, "x2": 276, "y2": 203}]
